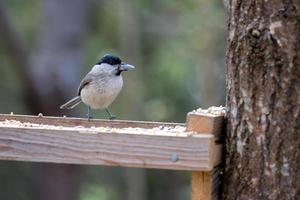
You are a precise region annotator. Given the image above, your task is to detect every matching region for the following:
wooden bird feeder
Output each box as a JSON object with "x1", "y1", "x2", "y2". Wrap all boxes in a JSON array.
[{"x1": 0, "y1": 107, "x2": 225, "y2": 200}]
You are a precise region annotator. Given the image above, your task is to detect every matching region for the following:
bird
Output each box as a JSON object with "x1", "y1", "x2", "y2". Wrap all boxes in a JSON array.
[{"x1": 60, "y1": 54, "x2": 135, "y2": 120}]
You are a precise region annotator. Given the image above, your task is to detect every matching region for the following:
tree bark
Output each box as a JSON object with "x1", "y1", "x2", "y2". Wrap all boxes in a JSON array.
[{"x1": 224, "y1": 1, "x2": 300, "y2": 199}]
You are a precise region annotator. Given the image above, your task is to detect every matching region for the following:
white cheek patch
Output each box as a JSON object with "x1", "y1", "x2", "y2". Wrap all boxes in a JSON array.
[{"x1": 90, "y1": 64, "x2": 117, "y2": 76}]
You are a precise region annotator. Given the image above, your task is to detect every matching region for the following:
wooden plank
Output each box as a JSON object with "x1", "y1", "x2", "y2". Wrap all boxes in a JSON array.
[
  {"x1": 188, "y1": 111, "x2": 224, "y2": 200},
  {"x1": 0, "y1": 126, "x2": 215, "y2": 171},
  {"x1": 0, "y1": 114, "x2": 184, "y2": 129},
  {"x1": 186, "y1": 112, "x2": 224, "y2": 142}
]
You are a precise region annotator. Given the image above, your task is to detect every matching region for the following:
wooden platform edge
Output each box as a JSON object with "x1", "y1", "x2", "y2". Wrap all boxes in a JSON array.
[{"x1": 0, "y1": 125, "x2": 214, "y2": 171}]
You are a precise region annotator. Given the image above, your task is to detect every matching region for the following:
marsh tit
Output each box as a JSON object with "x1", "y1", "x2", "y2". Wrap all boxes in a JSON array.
[{"x1": 60, "y1": 54, "x2": 135, "y2": 119}]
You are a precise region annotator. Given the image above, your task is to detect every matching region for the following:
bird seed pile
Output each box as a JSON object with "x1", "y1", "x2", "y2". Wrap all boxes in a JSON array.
[
  {"x1": 0, "y1": 119, "x2": 189, "y2": 136},
  {"x1": 191, "y1": 106, "x2": 227, "y2": 117},
  {"x1": 0, "y1": 106, "x2": 225, "y2": 136}
]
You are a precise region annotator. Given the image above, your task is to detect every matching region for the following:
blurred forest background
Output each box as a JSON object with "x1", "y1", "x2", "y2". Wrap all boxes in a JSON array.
[{"x1": 0, "y1": 0, "x2": 226, "y2": 199}]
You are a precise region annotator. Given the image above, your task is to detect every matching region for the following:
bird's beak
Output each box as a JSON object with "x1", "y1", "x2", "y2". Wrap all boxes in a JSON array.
[{"x1": 120, "y1": 63, "x2": 135, "y2": 71}]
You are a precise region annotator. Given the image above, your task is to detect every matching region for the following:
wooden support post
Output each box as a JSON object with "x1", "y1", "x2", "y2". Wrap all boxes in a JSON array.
[
  {"x1": 191, "y1": 171, "x2": 211, "y2": 200},
  {"x1": 187, "y1": 111, "x2": 224, "y2": 200}
]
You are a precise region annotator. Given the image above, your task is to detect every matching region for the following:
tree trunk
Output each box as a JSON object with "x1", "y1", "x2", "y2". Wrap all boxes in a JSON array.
[
  {"x1": 224, "y1": 1, "x2": 300, "y2": 199},
  {"x1": 0, "y1": 1, "x2": 89, "y2": 199}
]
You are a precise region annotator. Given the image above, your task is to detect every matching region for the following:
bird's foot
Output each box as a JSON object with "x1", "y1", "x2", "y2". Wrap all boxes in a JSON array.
[
  {"x1": 87, "y1": 106, "x2": 93, "y2": 121},
  {"x1": 86, "y1": 115, "x2": 93, "y2": 121},
  {"x1": 109, "y1": 115, "x2": 116, "y2": 120},
  {"x1": 105, "y1": 108, "x2": 116, "y2": 120}
]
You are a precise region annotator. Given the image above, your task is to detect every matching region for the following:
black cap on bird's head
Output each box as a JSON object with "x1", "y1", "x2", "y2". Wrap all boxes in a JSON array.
[
  {"x1": 97, "y1": 54, "x2": 122, "y2": 65},
  {"x1": 96, "y1": 54, "x2": 135, "y2": 76}
]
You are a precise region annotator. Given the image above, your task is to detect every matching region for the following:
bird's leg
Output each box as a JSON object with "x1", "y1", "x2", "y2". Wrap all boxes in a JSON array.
[
  {"x1": 87, "y1": 106, "x2": 93, "y2": 121},
  {"x1": 105, "y1": 108, "x2": 116, "y2": 120}
]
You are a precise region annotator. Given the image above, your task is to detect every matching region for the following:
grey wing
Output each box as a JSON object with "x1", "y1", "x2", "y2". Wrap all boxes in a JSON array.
[{"x1": 77, "y1": 74, "x2": 93, "y2": 96}]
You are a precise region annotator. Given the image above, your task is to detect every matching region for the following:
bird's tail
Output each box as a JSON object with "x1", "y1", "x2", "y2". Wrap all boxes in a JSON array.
[{"x1": 60, "y1": 96, "x2": 82, "y2": 109}]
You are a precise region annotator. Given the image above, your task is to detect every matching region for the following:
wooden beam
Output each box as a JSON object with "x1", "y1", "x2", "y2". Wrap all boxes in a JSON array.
[
  {"x1": 188, "y1": 111, "x2": 224, "y2": 200},
  {"x1": 0, "y1": 114, "x2": 216, "y2": 171},
  {"x1": 186, "y1": 112, "x2": 224, "y2": 142}
]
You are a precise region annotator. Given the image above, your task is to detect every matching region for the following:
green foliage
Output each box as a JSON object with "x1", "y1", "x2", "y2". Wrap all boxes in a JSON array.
[
  {"x1": 80, "y1": 184, "x2": 115, "y2": 200},
  {"x1": 5, "y1": 0, "x2": 38, "y2": 44},
  {"x1": 0, "y1": 51, "x2": 28, "y2": 114}
]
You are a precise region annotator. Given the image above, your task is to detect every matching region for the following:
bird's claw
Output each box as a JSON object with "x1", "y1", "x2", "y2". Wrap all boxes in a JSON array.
[
  {"x1": 86, "y1": 106, "x2": 93, "y2": 121},
  {"x1": 109, "y1": 115, "x2": 116, "y2": 120},
  {"x1": 105, "y1": 108, "x2": 116, "y2": 120},
  {"x1": 87, "y1": 115, "x2": 93, "y2": 121}
]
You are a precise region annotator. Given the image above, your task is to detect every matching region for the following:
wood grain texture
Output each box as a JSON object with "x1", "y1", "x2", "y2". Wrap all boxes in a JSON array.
[
  {"x1": 0, "y1": 114, "x2": 184, "y2": 129},
  {"x1": 188, "y1": 112, "x2": 224, "y2": 200},
  {"x1": 186, "y1": 113, "x2": 224, "y2": 142},
  {"x1": 224, "y1": 1, "x2": 300, "y2": 199},
  {"x1": 191, "y1": 172, "x2": 211, "y2": 200},
  {"x1": 0, "y1": 126, "x2": 215, "y2": 171}
]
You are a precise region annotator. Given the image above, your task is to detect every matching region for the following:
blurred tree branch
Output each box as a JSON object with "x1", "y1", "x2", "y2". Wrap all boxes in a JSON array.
[
  {"x1": 0, "y1": 1, "x2": 90, "y2": 200},
  {"x1": 32, "y1": 0, "x2": 89, "y2": 199},
  {"x1": 30, "y1": 0, "x2": 88, "y2": 115}
]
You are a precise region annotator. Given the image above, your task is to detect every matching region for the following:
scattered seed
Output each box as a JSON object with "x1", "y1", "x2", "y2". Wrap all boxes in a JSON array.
[{"x1": 0, "y1": 120, "x2": 188, "y2": 136}]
